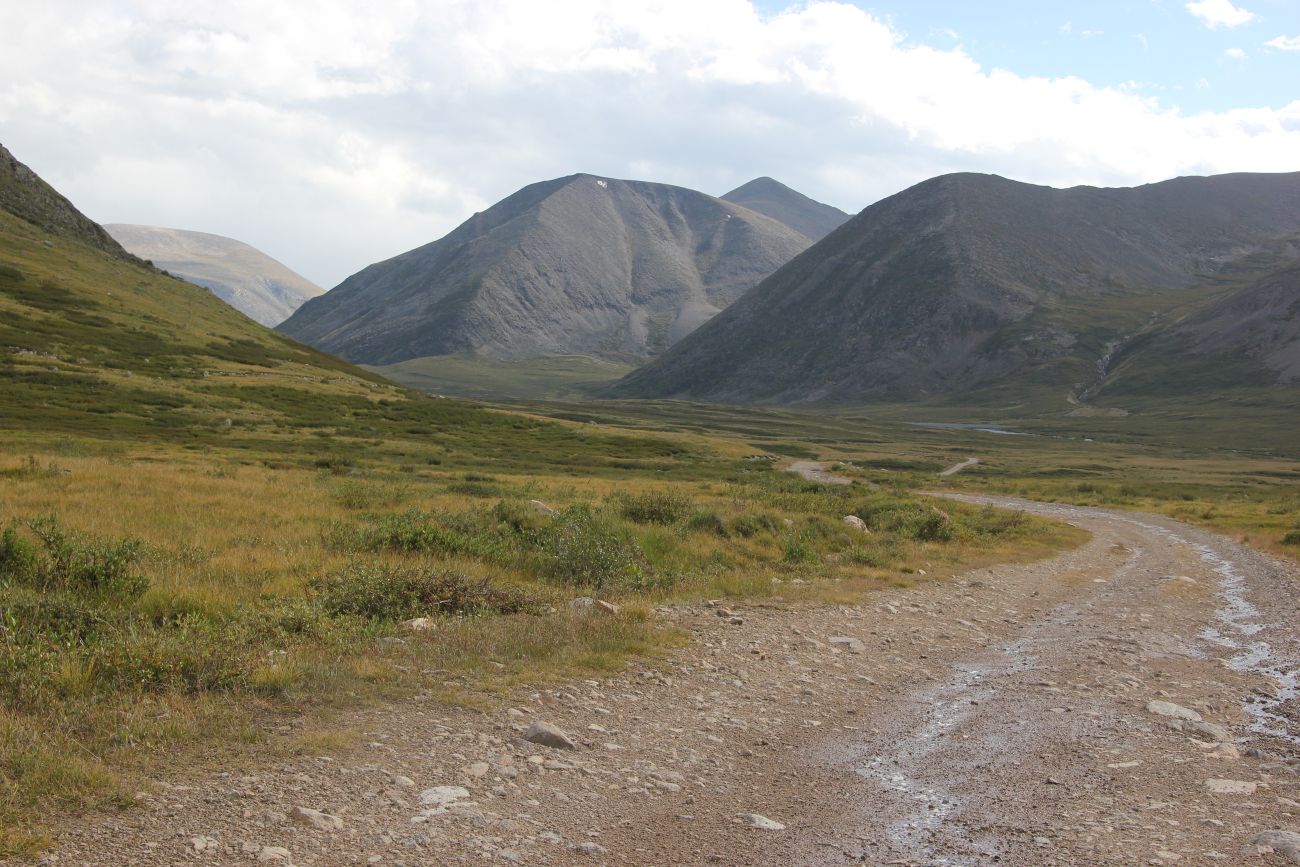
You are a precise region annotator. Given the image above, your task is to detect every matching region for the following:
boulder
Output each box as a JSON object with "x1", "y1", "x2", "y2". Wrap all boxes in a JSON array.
[
  {"x1": 525, "y1": 720, "x2": 577, "y2": 750},
  {"x1": 842, "y1": 515, "x2": 869, "y2": 532},
  {"x1": 1145, "y1": 700, "x2": 1201, "y2": 722}
]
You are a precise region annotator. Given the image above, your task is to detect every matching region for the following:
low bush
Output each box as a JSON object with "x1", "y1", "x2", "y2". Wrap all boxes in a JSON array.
[
  {"x1": 310, "y1": 563, "x2": 537, "y2": 620},
  {"x1": 617, "y1": 490, "x2": 690, "y2": 525},
  {"x1": 541, "y1": 506, "x2": 652, "y2": 591},
  {"x1": 1282, "y1": 530, "x2": 1300, "y2": 546},
  {"x1": 0, "y1": 517, "x2": 148, "y2": 598}
]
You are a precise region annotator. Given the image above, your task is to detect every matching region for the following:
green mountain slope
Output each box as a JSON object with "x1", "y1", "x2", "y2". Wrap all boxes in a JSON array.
[
  {"x1": 612, "y1": 171, "x2": 1300, "y2": 410},
  {"x1": 105, "y1": 224, "x2": 325, "y2": 327},
  {"x1": 0, "y1": 144, "x2": 686, "y2": 472},
  {"x1": 278, "y1": 174, "x2": 813, "y2": 365}
]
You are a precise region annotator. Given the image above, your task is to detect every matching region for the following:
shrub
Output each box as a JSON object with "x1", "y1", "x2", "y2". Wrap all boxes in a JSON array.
[
  {"x1": 685, "y1": 510, "x2": 729, "y2": 537},
  {"x1": 541, "y1": 507, "x2": 650, "y2": 590},
  {"x1": 617, "y1": 490, "x2": 690, "y2": 525},
  {"x1": 729, "y1": 512, "x2": 781, "y2": 538},
  {"x1": 1282, "y1": 530, "x2": 1300, "y2": 546},
  {"x1": 327, "y1": 509, "x2": 496, "y2": 559},
  {"x1": 311, "y1": 563, "x2": 537, "y2": 620},
  {"x1": 1, "y1": 517, "x2": 148, "y2": 597}
]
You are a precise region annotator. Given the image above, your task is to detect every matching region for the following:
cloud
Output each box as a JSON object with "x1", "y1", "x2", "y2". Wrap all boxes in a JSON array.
[
  {"x1": 1224, "y1": 47, "x2": 1248, "y2": 59},
  {"x1": 1266, "y1": 34, "x2": 1300, "y2": 51},
  {"x1": 1185, "y1": 0, "x2": 1256, "y2": 29},
  {"x1": 2, "y1": 0, "x2": 1298, "y2": 288}
]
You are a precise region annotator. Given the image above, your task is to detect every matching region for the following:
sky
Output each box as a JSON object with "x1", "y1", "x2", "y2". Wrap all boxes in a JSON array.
[{"x1": 2, "y1": 0, "x2": 1298, "y2": 288}]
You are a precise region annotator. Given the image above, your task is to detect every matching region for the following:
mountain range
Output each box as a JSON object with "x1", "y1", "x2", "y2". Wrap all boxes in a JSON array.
[
  {"x1": 105, "y1": 224, "x2": 324, "y2": 327},
  {"x1": 611, "y1": 171, "x2": 1300, "y2": 408},
  {"x1": 278, "y1": 174, "x2": 826, "y2": 365}
]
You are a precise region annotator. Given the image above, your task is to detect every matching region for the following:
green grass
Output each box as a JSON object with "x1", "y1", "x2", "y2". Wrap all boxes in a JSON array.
[{"x1": 368, "y1": 354, "x2": 632, "y2": 401}]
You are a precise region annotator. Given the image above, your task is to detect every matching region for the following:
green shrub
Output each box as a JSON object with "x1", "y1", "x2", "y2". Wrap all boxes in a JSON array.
[
  {"x1": 1282, "y1": 530, "x2": 1300, "y2": 546},
  {"x1": 782, "y1": 533, "x2": 817, "y2": 565},
  {"x1": 617, "y1": 490, "x2": 690, "y2": 525},
  {"x1": 685, "y1": 510, "x2": 729, "y2": 537},
  {"x1": 311, "y1": 563, "x2": 536, "y2": 620},
  {"x1": 541, "y1": 507, "x2": 651, "y2": 590},
  {"x1": 729, "y1": 512, "x2": 781, "y2": 538},
  {"x1": 1, "y1": 518, "x2": 148, "y2": 597},
  {"x1": 327, "y1": 509, "x2": 498, "y2": 559}
]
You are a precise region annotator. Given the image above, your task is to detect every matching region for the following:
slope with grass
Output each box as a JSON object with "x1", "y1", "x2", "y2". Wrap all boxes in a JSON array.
[
  {"x1": 278, "y1": 173, "x2": 814, "y2": 365},
  {"x1": 105, "y1": 224, "x2": 325, "y2": 327},
  {"x1": 612, "y1": 171, "x2": 1300, "y2": 411}
]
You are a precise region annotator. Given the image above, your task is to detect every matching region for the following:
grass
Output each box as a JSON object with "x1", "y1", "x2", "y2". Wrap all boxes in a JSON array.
[{"x1": 368, "y1": 353, "x2": 632, "y2": 401}]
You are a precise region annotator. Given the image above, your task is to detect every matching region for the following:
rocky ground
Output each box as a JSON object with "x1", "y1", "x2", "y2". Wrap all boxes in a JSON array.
[{"x1": 25, "y1": 496, "x2": 1300, "y2": 866}]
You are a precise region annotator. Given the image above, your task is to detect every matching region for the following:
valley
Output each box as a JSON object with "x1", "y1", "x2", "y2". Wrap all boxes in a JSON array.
[{"x1": 1, "y1": 140, "x2": 1297, "y2": 866}]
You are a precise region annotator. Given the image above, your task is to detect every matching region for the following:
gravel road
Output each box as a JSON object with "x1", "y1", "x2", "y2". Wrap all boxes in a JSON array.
[{"x1": 28, "y1": 498, "x2": 1300, "y2": 866}]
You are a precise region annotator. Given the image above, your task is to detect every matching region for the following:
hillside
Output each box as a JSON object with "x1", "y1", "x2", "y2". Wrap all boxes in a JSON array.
[
  {"x1": 277, "y1": 174, "x2": 813, "y2": 365},
  {"x1": 105, "y1": 224, "x2": 325, "y2": 327},
  {"x1": 0, "y1": 144, "x2": 137, "y2": 261},
  {"x1": 611, "y1": 171, "x2": 1300, "y2": 408},
  {"x1": 0, "y1": 145, "x2": 683, "y2": 473},
  {"x1": 721, "y1": 176, "x2": 851, "y2": 241}
]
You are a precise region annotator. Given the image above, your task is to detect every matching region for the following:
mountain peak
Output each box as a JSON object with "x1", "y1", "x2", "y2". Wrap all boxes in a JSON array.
[
  {"x1": 721, "y1": 176, "x2": 850, "y2": 241},
  {"x1": 279, "y1": 174, "x2": 815, "y2": 365}
]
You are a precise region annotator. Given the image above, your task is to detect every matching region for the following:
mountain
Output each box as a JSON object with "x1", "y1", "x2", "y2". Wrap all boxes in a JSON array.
[
  {"x1": 611, "y1": 171, "x2": 1300, "y2": 407},
  {"x1": 278, "y1": 174, "x2": 814, "y2": 365},
  {"x1": 1, "y1": 141, "x2": 651, "y2": 472},
  {"x1": 0, "y1": 144, "x2": 137, "y2": 262},
  {"x1": 720, "y1": 177, "x2": 850, "y2": 241},
  {"x1": 105, "y1": 224, "x2": 324, "y2": 327}
]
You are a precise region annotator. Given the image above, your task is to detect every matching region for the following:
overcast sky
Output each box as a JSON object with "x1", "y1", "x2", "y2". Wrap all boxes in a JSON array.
[{"x1": 3, "y1": 0, "x2": 1298, "y2": 288}]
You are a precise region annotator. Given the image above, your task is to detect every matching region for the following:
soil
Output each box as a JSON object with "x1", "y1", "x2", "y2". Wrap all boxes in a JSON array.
[{"x1": 25, "y1": 497, "x2": 1300, "y2": 866}]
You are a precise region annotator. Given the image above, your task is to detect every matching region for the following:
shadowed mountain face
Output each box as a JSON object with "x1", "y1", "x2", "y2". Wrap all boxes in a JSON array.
[
  {"x1": 721, "y1": 177, "x2": 851, "y2": 241},
  {"x1": 0, "y1": 143, "x2": 138, "y2": 262},
  {"x1": 105, "y1": 224, "x2": 325, "y2": 327},
  {"x1": 277, "y1": 174, "x2": 814, "y2": 365},
  {"x1": 610, "y1": 171, "x2": 1300, "y2": 406}
]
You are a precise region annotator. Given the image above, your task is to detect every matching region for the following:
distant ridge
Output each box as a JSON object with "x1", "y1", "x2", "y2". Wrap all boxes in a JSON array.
[
  {"x1": 721, "y1": 176, "x2": 850, "y2": 241},
  {"x1": 106, "y1": 224, "x2": 325, "y2": 327},
  {"x1": 279, "y1": 173, "x2": 814, "y2": 364},
  {"x1": 612, "y1": 170, "x2": 1300, "y2": 407}
]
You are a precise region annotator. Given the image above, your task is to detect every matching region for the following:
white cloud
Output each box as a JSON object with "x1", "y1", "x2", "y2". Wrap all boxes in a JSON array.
[
  {"x1": 1224, "y1": 47, "x2": 1248, "y2": 59},
  {"x1": 1186, "y1": 0, "x2": 1256, "y2": 29},
  {"x1": 2, "y1": 0, "x2": 1298, "y2": 288},
  {"x1": 1266, "y1": 34, "x2": 1300, "y2": 51}
]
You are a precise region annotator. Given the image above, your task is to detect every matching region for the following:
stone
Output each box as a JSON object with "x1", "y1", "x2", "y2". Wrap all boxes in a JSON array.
[
  {"x1": 399, "y1": 617, "x2": 435, "y2": 632},
  {"x1": 595, "y1": 600, "x2": 620, "y2": 615},
  {"x1": 1146, "y1": 700, "x2": 1201, "y2": 722},
  {"x1": 525, "y1": 720, "x2": 577, "y2": 750},
  {"x1": 743, "y1": 813, "x2": 785, "y2": 831},
  {"x1": 464, "y1": 762, "x2": 491, "y2": 778},
  {"x1": 570, "y1": 597, "x2": 596, "y2": 611},
  {"x1": 1180, "y1": 720, "x2": 1233, "y2": 743},
  {"x1": 1205, "y1": 778, "x2": 1256, "y2": 795},
  {"x1": 257, "y1": 847, "x2": 293, "y2": 863},
  {"x1": 529, "y1": 499, "x2": 557, "y2": 515},
  {"x1": 828, "y1": 636, "x2": 866, "y2": 653},
  {"x1": 289, "y1": 806, "x2": 342, "y2": 831},
  {"x1": 419, "y1": 785, "x2": 471, "y2": 807},
  {"x1": 842, "y1": 515, "x2": 869, "y2": 532},
  {"x1": 573, "y1": 842, "x2": 608, "y2": 855},
  {"x1": 1249, "y1": 831, "x2": 1300, "y2": 863}
]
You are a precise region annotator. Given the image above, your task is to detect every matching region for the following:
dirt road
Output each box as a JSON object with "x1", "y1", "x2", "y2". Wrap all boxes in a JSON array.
[{"x1": 36, "y1": 498, "x2": 1300, "y2": 866}]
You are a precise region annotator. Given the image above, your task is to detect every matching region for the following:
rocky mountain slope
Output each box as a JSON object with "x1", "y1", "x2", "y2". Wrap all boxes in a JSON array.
[
  {"x1": 278, "y1": 174, "x2": 814, "y2": 365},
  {"x1": 721, "y1": 176, "x2": 850, "y2": 241},
  {"x1": 105, "y1": 224, "x2": 324, "y2": 327},
  {"x1": 611, "y1": 171, "x2": 1300, "y2": 407},
  {"x1": 0, "y1": 143, "x2": 138, "y2": 262}
]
